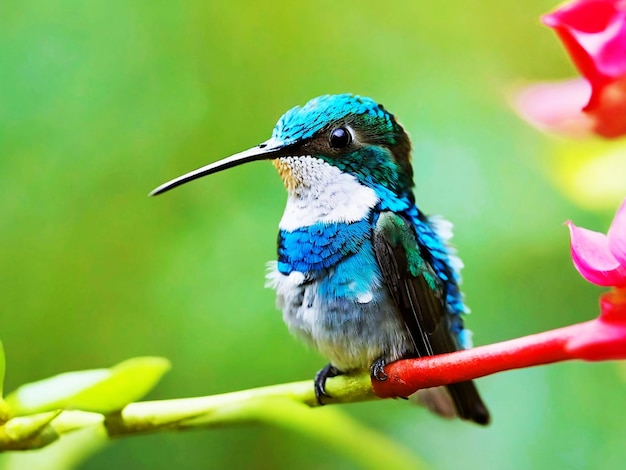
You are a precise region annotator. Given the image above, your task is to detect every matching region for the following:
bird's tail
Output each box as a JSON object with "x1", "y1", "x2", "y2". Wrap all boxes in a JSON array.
[
  {"x1": 447, "y1": 380, "x2": 490, "y2": 425},
  {"x1": 414, "y1": 381, "x2": 490, "y2": 425}
]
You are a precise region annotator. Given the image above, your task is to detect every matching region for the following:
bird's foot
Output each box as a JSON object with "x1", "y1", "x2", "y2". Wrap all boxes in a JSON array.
[
  {"x1": 370, "y1": 357, "x2": 388, "y2": 381},
  {"x1": 314, "y1": 364, "x2": 342, "y2": 405}
]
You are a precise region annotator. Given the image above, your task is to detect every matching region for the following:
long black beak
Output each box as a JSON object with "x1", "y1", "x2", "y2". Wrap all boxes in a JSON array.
[{"x1": 150, "y1": 139, "x2": 289, "y2": 196}]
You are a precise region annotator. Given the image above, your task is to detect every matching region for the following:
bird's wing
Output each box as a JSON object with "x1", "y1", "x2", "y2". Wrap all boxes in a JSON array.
[
  {"x1": 373, "y1": 211, "x2": 491, "y2": 425},
  {"x1": 373, "y1": 211, "x2": 459, "y2": 358}
]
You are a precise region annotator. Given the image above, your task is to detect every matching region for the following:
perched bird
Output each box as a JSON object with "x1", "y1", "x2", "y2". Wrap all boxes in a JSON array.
[{"x1": 151, "y1": 94, "x2": 490, "y2": 425}]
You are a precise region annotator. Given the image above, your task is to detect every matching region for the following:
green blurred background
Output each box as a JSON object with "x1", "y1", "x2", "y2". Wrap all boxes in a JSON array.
[{"x1": 1, "y1": 0, "x2": 624, "y2": 468}]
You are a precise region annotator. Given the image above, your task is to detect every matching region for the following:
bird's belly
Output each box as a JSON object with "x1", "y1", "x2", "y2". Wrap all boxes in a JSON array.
[{"x1": 267, "y1": 265, "x2": 412, "y2": 372}]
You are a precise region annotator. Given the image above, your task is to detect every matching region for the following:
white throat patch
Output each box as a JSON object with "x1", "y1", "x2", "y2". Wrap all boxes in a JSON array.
[{"x1": 274, "y1": 156, "x2": 380, "y2": 231}]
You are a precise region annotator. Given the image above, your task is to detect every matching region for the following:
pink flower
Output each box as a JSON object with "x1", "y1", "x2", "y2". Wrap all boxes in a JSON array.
[
  {"x1": 567, "y1": 199, "x2": 626, "y2": 286},
  {"x1": 517, "y1": 0, "x2": 626, "y2": 138}
]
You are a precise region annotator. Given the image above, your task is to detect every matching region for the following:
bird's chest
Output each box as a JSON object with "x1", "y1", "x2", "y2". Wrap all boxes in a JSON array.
[{"x1": 266, "y1": 218, "x2": 409, "y2": 370}]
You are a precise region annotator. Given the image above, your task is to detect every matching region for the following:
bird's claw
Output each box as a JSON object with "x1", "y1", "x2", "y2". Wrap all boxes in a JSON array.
[
  {"x1": 314, "y1": 364, "x2": 342, "y2": 404},
  {"x1": 370, "y1": 357, "x2": 388, "y2": 381}
]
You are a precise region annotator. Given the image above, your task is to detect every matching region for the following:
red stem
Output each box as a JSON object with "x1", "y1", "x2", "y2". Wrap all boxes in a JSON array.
[{"x1": 372, "y1": 321, "x2": 593, "y2": 398}]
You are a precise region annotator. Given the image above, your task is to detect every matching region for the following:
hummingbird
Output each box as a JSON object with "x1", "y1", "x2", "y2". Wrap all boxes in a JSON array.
[{"x1": 151, "y1": 94, "x2": 490, "y2": 425}]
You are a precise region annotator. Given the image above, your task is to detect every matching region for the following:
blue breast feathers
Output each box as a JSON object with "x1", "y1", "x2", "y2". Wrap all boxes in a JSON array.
[{"x1": 277, "y1": 217, "x2": 373, "y2": 275}]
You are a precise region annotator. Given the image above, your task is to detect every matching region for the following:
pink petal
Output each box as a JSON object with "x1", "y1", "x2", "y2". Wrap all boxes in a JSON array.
[
  {"x1": 542, "y1": 1, "x2": 626, "y2": 81},
  {"x1": 542, "y1": 0, "x2": 617, "y2": 83},
  {"x1": 514, "y1": 79, "x2": 594, "y2": 137},
  {"x1": 539, "y1": 0, "x2": 626, "y2": 138},
  {"x1": 594, "y1": 13, "x2": 626, "y2": 78},
  {"x1": 543, "y1": 1, "x2": 618, "y2": 34},
  {"x1": 567, "y1": 220, "x2": 626, "y2": 286},
  {"x1": 608, "y1": 199, "x2": 626, "y2": 267}
]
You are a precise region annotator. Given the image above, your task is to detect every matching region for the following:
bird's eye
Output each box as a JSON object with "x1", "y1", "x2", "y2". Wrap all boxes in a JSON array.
[{"x1": 329, "y1": 127, "x2": 351, "y2": 149}]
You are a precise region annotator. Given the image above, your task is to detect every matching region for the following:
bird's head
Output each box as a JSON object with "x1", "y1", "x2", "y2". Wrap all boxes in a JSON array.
[{"x1": 151, "y1": 94, "x2": 413, "y2": 198}]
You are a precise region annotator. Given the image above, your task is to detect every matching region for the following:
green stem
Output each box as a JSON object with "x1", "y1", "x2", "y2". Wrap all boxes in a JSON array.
[{"x1": 105, "y1": 373, "x2": 376, "y2": 435}]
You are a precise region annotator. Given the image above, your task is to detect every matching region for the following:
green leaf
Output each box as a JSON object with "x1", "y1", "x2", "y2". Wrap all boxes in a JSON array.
[
  {"x1": 6, "y1": 369, "x2": 109, "y2": 415},
  {"x1": 6, "y1": 357, "x2": 171, "y2": 415},
  {"x1": 0, "y1": 411, "x2": 61, "y2": 451},
  {"x1": 4, "y1": 410, "x2": 61, "y2": 441},
  {"x1": 69, "y1": 357, "x2": 171, "y2": 413}
]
